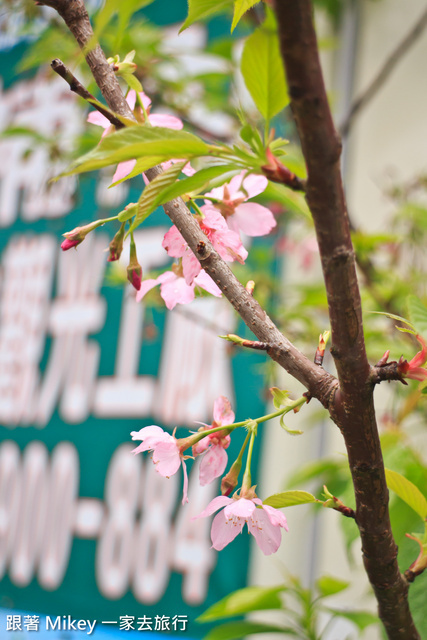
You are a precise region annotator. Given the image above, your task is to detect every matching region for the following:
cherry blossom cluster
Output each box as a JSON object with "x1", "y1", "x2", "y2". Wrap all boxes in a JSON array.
[
  {"x1": 63, "y1": 89, "x2": 277, "y2": 307},
  {"x1": 131, "y1": 396, "x2": 289, "y2": 556}
]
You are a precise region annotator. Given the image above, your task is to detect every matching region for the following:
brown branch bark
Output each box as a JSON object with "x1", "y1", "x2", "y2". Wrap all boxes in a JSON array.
[
  {"x1": 51, "y1": 59, "x2": 123, "y2": 127},
  {"x1": 273, "y1": 1, "x2": 419, "y2": 639},
  {"x1": 36, "y1": 0, "x2": 337, "y2": 408}
]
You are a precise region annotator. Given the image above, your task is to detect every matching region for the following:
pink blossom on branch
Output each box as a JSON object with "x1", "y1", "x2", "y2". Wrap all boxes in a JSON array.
[
  {"x1": 87, "y1": 90, "x2": 184, "y2": 183},
  {"x1": 399, "y1": 334, "x2": 427, "y2": 381},
  {"x1": 192, "y1": 396, "x2": 235, "y2": 486},
  {"x1": 162, "y1": 208, "x2": 248, "y2": 285},
  {"x1": 136, "y1": 267, "x2": 221, "y2": 310},
  {"x1": 204, "y1": 171, "x2": 276, "y2": 237},
  {"x1": 131, "y1": 425, "x2": 189, "y2": 503},
  {"x1": 194, "y1": 493, "x2": 289, "y2": 555}
]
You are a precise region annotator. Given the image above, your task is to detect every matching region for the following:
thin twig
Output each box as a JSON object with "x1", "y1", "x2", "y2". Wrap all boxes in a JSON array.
[
  {"x1": 51, "y1": 58, "x2": 123, "y2": 128},
  {"x1": 339, "y1": 5, "x2": 427, "y2": 137}
]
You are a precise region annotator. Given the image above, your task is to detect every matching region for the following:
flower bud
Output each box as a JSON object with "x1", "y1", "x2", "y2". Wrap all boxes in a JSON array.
[
  {"x1": 261, "y1": 148, "x2": 303, "y2": 190},
  {"x1": 221, "y1": 458, "x2": 242, "y2": 496},
  {"x1": 108, "y1": 223, "x2": 126, "y2": 261},
  {"x1": 61, "y1": 220, "x2": 104, "y2": 251},
  {"x1": 127, "y1": 234, "x2": 142, "y2": 291}
]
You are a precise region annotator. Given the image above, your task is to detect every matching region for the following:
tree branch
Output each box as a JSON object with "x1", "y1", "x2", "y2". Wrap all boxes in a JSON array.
[
  {"x1": 339, "y1": 4, "x2": 427, "y2": 137},
  {"x1": 273, "y1": 1, "x2": 420, "y2": 638},
  {"x1": 36, "y1": 0, "x2": 337, "y2": 409},
  {"x1": 51, "y1": 58, "x2": 123, "y2": 127}
]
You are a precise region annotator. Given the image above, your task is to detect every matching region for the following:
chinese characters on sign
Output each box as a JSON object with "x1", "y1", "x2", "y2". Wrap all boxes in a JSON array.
[{"x1": 4, "y1": 613, "x2": 188, "y2": 633}]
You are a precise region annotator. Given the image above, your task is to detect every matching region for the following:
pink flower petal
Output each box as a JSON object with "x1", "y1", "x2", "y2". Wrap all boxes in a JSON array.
[
  {"x1": 241, "y1": 174, "x2": 268, "y2": 198},
  {"x1": 233, "y1": 202, "x2": 276, "y2": 237},
  {"x1": 247, "y1": 508, "x2": 283, "y2": 555},
  {"x1": 149, "y1": 114, "x2": 183, "y2": 130},
  {"x1": 182, "y1": 251, "x2": 201, "y2": 285},
  {"x1": 199, "y1": 445, "x2": 228, "y2": 486},
  {"x1": 262, "y1": 504, "x2": 289, "y2": 530},
  {"x1": 136, "y1": 277, "x2": 162, "y2": 302},
  {"x1": 152, "y1": 440, "x2": 181, "y2": 476},
  {"x1": 194, "y1": 271, "x2": 222, "y2": 297},
  {"x1": 160, "y1": 274, "x2": 195, "y2": 309},
  {"x1": 182, "y1": 460, "x2": 189, "y2": 504},
  {"x1": 126, "y1": 90, "x2": 151, "y2": 111},
  {"x1": 409, "y1": 335, "x2": 427, "y2": 369},
  {"x1": 162, "y1": 226, "x2": 187, "y2": 258},
  {"x1": 406, "y1": 367, "x2": 427, "y2": 381},
  {"x1": 210, "y1": 510, "x2": 244, "y2": 550},
  {"x1": 213, "y1": 396, "x2": 235, "y2": 426},
  {"x1": 131, "y1": 425, "x2": 167, "y2": 442},
  {"x1": 224, "y1": 497, "x2": 256, "y2": 519},
  {"x1": 226, "y1": 172, "x2": 248, "y2": 199},
  {"x1": 112, "y1": 159, "x2": 136, "y2": 183},
  {"x1": 193, "y1": 495, "x2": 232, "y2": 519},
  {"x1": 87, "y1": 111, "x2": 110, "y2": 128}
]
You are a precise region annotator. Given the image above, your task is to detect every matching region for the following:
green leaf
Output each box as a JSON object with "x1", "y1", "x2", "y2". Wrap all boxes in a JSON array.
[
  {"x1": 326, "y1": 609, "x2": 379, "y2": 631},
  {"x1": 263, "y1": 490, "x2": 318, "y2": 509},
  {"x1": 180, "y1": 0, "x2": 233, "y2": 32},
  {"x1": 122, "y1": 73, "x2": 143, "y2": 93},
  {"x1": 263, "y1": 182, "x2": 311, "y2": 220},
  {"x1": 94, "y1": 0, "x2": 154, "y2": 41},
  {"x1": 203, "y1": 621, "x2": 298, "y2": 640},
  {"x1": 316, "y1": 576, "x2": 349, "y2": 598},
  {"x1": 240, "y1": 18, "x2": 288, "y2": 121},
  {"x1": 270, "y1": 387, "x2": 290, "y2": 409},
  {"x1": 231, "y1": 0, "x2": 261, "y2": 32},
  {"x1": 385, "y1": 468, "x2": 427, "y2": 520},
  {"x1": 157, "y1": 165, "x2": 241, "y2": 204},
  {"x1": 197, "y1": 586, "x2": 286, "y2": 621},
  {"x1": 62, "y1": 127, "x2": 211, "y2": 176},
  {"x1": 130, "y1": 161, "x2": 187, "y2": 232},
  {"x1": 407, "y1": 295, "x2": 427, "y2": 337},
  {"x1": 370, "y1": 310, "x2": 416, "y2": 333}
]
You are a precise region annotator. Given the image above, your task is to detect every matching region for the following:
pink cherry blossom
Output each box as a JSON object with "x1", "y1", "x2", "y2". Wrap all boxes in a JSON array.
[
  {"x1": 194, "y1": 494, "x2": 289, "y2": 555},
  {"x1": 162, "y1": 208, "x2": 248, "y2": 285},
  {"x1": 399, "y1": 335, "x2": 427, "y2": 381},
  {"x1": 87, "y1": 90, "x2": 183, "y2": 183},
  {"x1": 136, "y1": 268, "x2": 221, "y2": 310},
  {"x1": 131, "y1": 425, "x2": 189, "y2": 503},
  {"x1": 204, "y1": 171, "x2": 276, "y2": 237},
  {"x1": 193, "y1": 396, "x2": 235, "y2": 486}
]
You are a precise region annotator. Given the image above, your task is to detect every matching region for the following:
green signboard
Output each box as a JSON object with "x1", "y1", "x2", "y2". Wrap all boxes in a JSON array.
[{"x1": 0, "y1": 4, "x2": 271, "y2": 637}]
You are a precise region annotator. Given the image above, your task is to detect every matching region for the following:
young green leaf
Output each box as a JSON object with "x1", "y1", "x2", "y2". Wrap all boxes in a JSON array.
[
  {"x1": 62, "y1": 127, "x2": 211, "y2": 177},
  {"x1": 316, "y1": 575, "x2": 349, "y2": 598},
  {"x1": 240, "y1": 19, "x2": 288, "y2": 122},
  {"x1": 203, "y1": 621, "x2": 299, "y2": 640},
  {"x1": 180, "y1": 0, "x2": 233, "y2": 32},
  {"x1": 157, "y1": 164, "x2": 241, "y2": 204},
  {"x1": 407, "y1": 295, "x2": 427, "y2": 337},
  {"x1": 129, "y1": 161, "x2": 187, "y2": 233},
  {"x1": 370, "y1": 310, "x2": 416, "y2": 333},
  {"x1": 263, "y1": 490, "x2": 318, "y2": 509},
  {"x1": 385, "y1": 468, "x2": 427, "y2": 520},
  {"x1": 231, "y1": 0, "x2": 261, "y2": 32},
  {"x1": 197, "y1": 586, "x2": 286, "y2": 621}
]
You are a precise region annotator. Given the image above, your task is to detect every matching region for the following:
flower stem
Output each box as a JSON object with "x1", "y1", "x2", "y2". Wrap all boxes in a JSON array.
[{"x1": 242, "y1": 429, "x2": 256, "y2": 492}]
